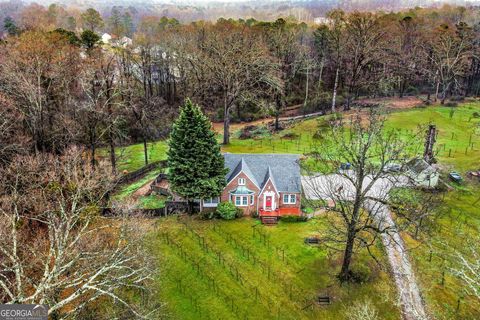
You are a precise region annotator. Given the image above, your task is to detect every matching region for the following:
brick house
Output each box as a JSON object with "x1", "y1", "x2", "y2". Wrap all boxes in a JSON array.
[{"x1": 203, "y1": 154, "x2": 302, "y2": 217}]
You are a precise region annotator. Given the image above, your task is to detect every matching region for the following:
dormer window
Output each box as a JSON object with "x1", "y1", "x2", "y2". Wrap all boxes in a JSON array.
[{"x1": 238, "y1": 178, "x2": 246, "y2": 186}]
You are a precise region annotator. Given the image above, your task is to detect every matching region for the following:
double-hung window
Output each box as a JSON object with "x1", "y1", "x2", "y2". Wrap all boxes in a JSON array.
[
  {"x1": 283, "y1": 194, "x2": 297, "y2": 204},
  {"x1": 242, "y1": 196, "x2": 248, "y2": 206},
  {"x1": 235, "y1": 196, "x2": 249, "y2": 207}
]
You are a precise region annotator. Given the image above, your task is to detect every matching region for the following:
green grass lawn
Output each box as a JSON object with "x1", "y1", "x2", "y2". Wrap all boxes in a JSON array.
[
  {"x1": 385, "y1": 102, "x2": 480, "y2": 173},
  {"x1": 148, "y1": 216, "x2": 400, "y2": 320},
  {"x1": 113, "y1": 169, "x2": 163, "y2": 200},
  {"x1": 116, "y1": 101, "x2": 480, "y2": 318},
  {"x1": 107, "y1": 116, "x2": 322, "y2": 172},
  {"x1": 221, "y1": 118, "x2": 320, "y2": 155},
  {"x1": 113, "y1": 101, "x2": 480, "y2": 174},
  {"x1": 402, "y1": 187, "x2": 480, "y2": 320},
  {"x1": 381, "y1": 102, "x2": 480, "y2": 319},
  {"x1": 139, "y1": 194, "x2": 167, "y2": 209},
  {"x1": 111, "y1": 141, "x2": 168, "y2": 173}
]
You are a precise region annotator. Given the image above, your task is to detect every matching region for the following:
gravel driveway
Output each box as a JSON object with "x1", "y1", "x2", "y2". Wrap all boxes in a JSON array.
[{"x1": 302, "y1": 172, "x2": 428, "y2": 320}]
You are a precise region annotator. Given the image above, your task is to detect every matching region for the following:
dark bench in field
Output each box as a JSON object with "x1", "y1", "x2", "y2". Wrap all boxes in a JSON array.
[
  {"x1": 304, "y1": 237, "x2": 320, "y2": 245},
  {"x1": 317, "y1": 296, "x2": 331, "y2": 305}
]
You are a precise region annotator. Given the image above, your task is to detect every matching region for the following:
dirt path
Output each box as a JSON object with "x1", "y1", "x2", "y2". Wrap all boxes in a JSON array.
[
  {"x1": 366, "y1": 201, "x2": 428, "y2": 320},
  {"x1": 212, "y1": 96, "x2": 424, "y2": 134}
]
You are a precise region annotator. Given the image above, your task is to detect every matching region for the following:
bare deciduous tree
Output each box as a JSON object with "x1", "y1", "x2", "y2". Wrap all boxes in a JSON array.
[
  {"x1": 423, "y1": 22, "x2": 475, "y2": 103},
  {"x1": 0, "y1": 31, "x2": 81, "y2": 154},
  {"x1": 449, "y1": 238, "x2": 480, "y2": 299},
  {"x1": 190, "y1": 26, "x2": 280, "y2": 144},
  {"x1": 0, "y1": 148, "x2": 156, "y2": 318},
  {"x1": 302, "y1": 110, "x2": 424, "y2": 281},
  {"x1": 346, "y1": 299, "x2": 379, "y2": 320}
]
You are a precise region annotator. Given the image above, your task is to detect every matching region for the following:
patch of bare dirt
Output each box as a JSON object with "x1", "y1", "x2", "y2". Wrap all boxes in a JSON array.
[
  {"x1": 132, "y1": 180, "x2": 154, "y2": 199},
  {"x1": 359, "y1": 96, "x2": 424, "y2": 110}
]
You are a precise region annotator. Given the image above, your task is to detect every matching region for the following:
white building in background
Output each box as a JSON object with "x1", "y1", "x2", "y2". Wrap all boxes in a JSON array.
[
  {"x1": 102, "y1": 33, "x2": 112, "y2": 44},
  {"x1": 404, "y1": 158, "x2": 440, "y2": 188},
  {"x1": 313, "y1": 17, "x2": 332, "y2": 25},
  {"x1": 118, "y1": 36, "x2": 133, "y2": 47}
]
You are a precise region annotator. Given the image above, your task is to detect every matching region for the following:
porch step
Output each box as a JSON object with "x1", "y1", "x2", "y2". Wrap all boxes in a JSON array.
[{"x1": 261, "y1": 216, "x2": 278, "y2": 225}]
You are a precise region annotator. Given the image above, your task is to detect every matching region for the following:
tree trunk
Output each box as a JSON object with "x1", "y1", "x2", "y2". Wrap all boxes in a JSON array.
[
  {"x1": 435, "y1": 80, "x2": 440, "y2": 102},
  {"x1": 399, "y1": 77, "x2": 405, "y2": 98},
  {"x1": 109, "y1": 137, "x2": 116, "y2": 174},
  {"x1": 303, "y1": 66, "x2": 309, "y2": 114},
  {"x1": 237, "y1": 104, "x2": 241, "y2": 122},
  {"x1": 332, "y1": 67, "x2": 339, "y2": 113},
  {"x1": 317, "y1": 57, "x2": 325, "y2": 95},
  {"x1": 275, "y1": 94, "x2": 282, "y2": 131},
  {"x1": 223, "y1": 95, "x2": 230, "y2": 145},
  {"x1": 440, "y1": 82, "x2": 450, "y2": 105},
  {"x1": 143, "y1": 137, "x2": 148, "y2": 166},
  {"x1": 188, "y1": 199, "x2": 195, "y2": 214},
  {"x1": 90, "y1": 142, "x2": 96, "y2": 171},
  {"x1": 339, "y1": 229, "x2": 356, "y2": 282}
]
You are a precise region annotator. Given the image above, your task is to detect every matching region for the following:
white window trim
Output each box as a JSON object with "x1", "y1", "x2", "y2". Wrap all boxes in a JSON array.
[
  {"x1": 283, "y1": 194, "x2": 297, "y2": 204},
  {"x1": 203, "y1": 197, "x2": 220, "y2": 208},
  {"x1": 238, "y1": 178, "x2": 246, "y2": 186}
]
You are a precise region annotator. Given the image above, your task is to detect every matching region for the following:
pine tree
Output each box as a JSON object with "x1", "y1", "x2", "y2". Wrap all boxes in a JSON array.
[
  {"x1": 167, "y1": 99, "x2": 227, "y2": 212},
  {"x1": 4, "y1": 17, "x2": 19, "y2": 36}
]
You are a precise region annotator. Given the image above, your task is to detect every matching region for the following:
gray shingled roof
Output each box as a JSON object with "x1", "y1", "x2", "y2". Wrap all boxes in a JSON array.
[
  {"x1": 224, "y1": 154, "x2": 301, "y2": 193},
  {"x1": 406, "y1": 158, "x2": 436, "y2": 175},
  {"x1": 227, "y1": 157, "x2": 259, "y2": 187}
]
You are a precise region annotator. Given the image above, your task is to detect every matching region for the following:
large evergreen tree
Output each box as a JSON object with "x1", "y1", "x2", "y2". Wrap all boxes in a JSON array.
[{"x1": 167, "y1": 99, "x2": 227, "y2": 211}]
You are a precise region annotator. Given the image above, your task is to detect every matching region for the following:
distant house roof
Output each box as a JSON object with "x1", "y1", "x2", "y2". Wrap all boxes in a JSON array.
[
  {"x1": 101, "y1": 33, "x2": 112, "y2": 43},
  {"x1": 405, "y1": 158, "x2": 436, "y2": 175},
  {"x1": 224, "y1": 154, "x2": 301, "y2": 193}
]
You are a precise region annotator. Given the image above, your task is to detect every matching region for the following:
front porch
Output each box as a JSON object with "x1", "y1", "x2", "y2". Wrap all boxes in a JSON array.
[{"x1": 258, "y1": 207, "x2": 301, "y2": 217}]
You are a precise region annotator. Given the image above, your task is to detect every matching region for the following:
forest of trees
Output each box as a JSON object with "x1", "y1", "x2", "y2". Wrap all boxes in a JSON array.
[
  {"x1": 1, "y1": 3, "x2": 479, "y2": 172},
  {"x1": 0, "y1": 3, "x2": 479, "y2": 317}
]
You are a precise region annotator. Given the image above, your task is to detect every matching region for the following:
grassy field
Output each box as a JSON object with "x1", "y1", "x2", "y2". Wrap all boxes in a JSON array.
[
  {"x1": 148, "y1": 216, "x2": 400, "y2": 320},
  {"x1": 116, "y1": 101, "x2": 480, "y2": 319},
  {"x1": 381, "y1": 102, "x2": 480, "y2": 319},
  {"x1": 111, "y1": 141, "x2": 168, "y2": 173},
  {"x1": 113, "y1": 101, "x2": 480, "y2": 173},
  {"x1": 114, "y1": 169, "x2": 163, "y2": 200},
  {"x1": 112, "y1": 168, "x2": 167, "y2": 209},
  {"x1": 385, "y1": 102, "x2": 480, "y2": 173},
  {"x1": 402, "y1": 188, "x2": 480, "y2": 320}
]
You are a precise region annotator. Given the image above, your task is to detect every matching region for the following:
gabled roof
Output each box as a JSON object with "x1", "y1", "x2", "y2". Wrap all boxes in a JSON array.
[
  {"x1": 260, "y1": 166, "x2": 278, "y2": 193},
  {"x1": 224, "y1": 154, "x2": 301, "y2": 193},
  {"x1": 227, "y1": 157, "x2": 259, "y2": 187}
]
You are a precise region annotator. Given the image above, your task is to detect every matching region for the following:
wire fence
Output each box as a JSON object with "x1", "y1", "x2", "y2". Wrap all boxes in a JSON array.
[{"x1": 158, "y1": 218, "x2": 323, "y2": 319}]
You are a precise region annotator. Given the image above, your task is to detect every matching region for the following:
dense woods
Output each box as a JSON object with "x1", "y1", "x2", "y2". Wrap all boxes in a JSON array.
[
  {"x1": 0, "y1": 3, "x2": 479, "y2": 317},
  {"x1": 1, "y1": 4, "x2": 479, "y2": 169}
]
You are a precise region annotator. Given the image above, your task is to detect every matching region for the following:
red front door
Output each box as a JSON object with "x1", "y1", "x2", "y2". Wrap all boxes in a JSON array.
[{"x1": 266, "y1": 196, "x2": 272, "y2": 209}]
